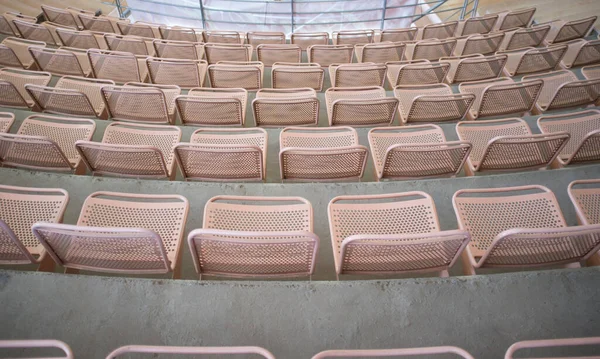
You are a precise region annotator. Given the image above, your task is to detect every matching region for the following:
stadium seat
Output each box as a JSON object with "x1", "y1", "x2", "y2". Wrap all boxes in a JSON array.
[
  {"x1": 175, "y1": 128, "x2": 267, "y2": 181},
  {"x1": 505, "y1": 337, "x2": 600, "y2": 359},
  {"x1": 78, "y1": 13, "x2": 126, "y2": 34},
  {"x1": 101, "y1": 83, "x2": 180, "y2": 124},
  {"x1": 41, "y1": 5, "x2": 89, "y2": 30},
  {"x1": 176, "y1": 87, "x2": 247, "y2": 126},
  {"x1": 153, "y1": 39, "x2": 204, "y2": 60},
  {"x1": 498, "y1": 45, "x2": 567, "y2": 76},
  {"x1": 0, "y1": 37, "x2": 45, "y2": 69},
  {"x1": 117, "y1": 21, "x2": 160, "y2": 39},
  {"x1": 582, "y1": 64, "x2": 600, "y2": 79},
  {"x1": 90, "y1": 49, "x2": 150, "y2": 83},
  {"x1": 354, "y1": 41, "x2": 405, "y2": 63},
  {"x1": 147, "y1": 57, "x2": 207, "y2": 88},
  {"x1": 0, "y1": 44, "x2": 26, "y2": 69},
  {"x1": 325, "y1": 86, "x2": 398, "y2": 126},
  {"x1": 0, "y1": 12, "x2": 37, "y2": 37},
  {"x1": 333, "y1": 30, "x2": 375, "y2": 45},
  {"x1": 456, "y1": 14, "x2": 499, "y2": 36},
  {"x1": 0, "y1": 67, "x2": 52, "y2": 109},
  {"x1": 442, "y1": 54, "x2": 507, "y2": 84},
  {"x1": 247, "y1": 31, "x2": 286, "y2": 46},
  {"x1": 0, "y1": 113, "x2": 14, "y2": 133},
  {"x1": 307, "y1": 44, "x2": 354, "y2": 67},
  {"x1": 406, "y1": 39, "x2": 456, "y2": 61},
  {"x1": 368, "y1": 125, "x2": 472, "y2": 180},
  {"x1": 453, "y1": 32, "x2": 505, "y2": 56},
  {"x1": 104, "y1": 33, "x2": 154, "y2": 56},
  {"x1": 203, "y1": 30, "x2": 244, "y2": 44},
  {"x1": 492, "y1": 7, "x2": 536, "y2": 31},
  {"x1": 386, "y1": 60, "x2": 450, "y2": 87},
  {"x1": 204, "y1": 43, "x2": 252, "y2": 64},
  {"x1": 12, "y1": 20, "x2": 57, "y2": 44},
  {"x1": 312, "y1": 346, "x2": 474, "y2": 358},
  {"x1": 381, "y1": 28, "x2": 418, "y2": 42},
  {"x1": 0, "y1": 340, "x2": 73, "y2": 358},
  {"x1": 29, "y1": 47, "x2": 92, "y2": 77},
  {"x1": 56, "y1": 28, "x2": 104, "y2": 50},
  {"x1": 208, "y1": 61, "x2": 263, "y2": 90},
  {"x1": 498, "y1": 25, "x2": 550, "y2": 51},
  {"x1": 420, "y1": 21, "x2": 458, "y2": 40},
  {"x1": 569, "y1": 180, "x2": 600, "y2": 226},
  {"x1": 106, "y1": 345, "x2": 275, "y2": 358},
  {"x1": 538, "y1": 16, "x2": 597, "y2": 44},
  {"x1": 329, "y1": 62, "x2": 387, "y2": 87},
  {"x1": 561, "y1": 39, "x2": 600, "y2": 68},
  {"x1": 159, "y1": 25, "x2": 200, "y2": 42},
  {"x1": 271, "y1": 62, "x2": 324, "y2": 91},
  {"x1": 291, "y1": 32, "x2": 329, "y2": 50},
  {"x1": 256, "y1": 44, "x2": 302, "y2": 66},
  {"x1": 279, "y1": 126, "x2": 368, "y2": 181},
  {"x1": 252, "y1": 88, "x2": 319, "y2": 126},
  {"x1": 523, "y1": 70, "x2": 600, "y2": 113}
]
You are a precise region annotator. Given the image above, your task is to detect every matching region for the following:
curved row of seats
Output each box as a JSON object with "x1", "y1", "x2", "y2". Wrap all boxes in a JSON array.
[
  {"x1": 2, "y1": 336, "x2": 600, "y2": 358},
  {"x1": 1, "y1": 180, "x2": 599, "y2": 278}
]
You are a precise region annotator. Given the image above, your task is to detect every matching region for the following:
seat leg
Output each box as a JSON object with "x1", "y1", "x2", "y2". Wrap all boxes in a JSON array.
[
  {"x1": 461, "y1": 251, "x2": 476, "y2": 276},
  {"x1": 563, "y1": 262, "x2": 582, "y2": 269},
  {"x1": 64, "y1": 267, "x2": 80, "y2": 274},
  {"x1": 37, "y1": 255, "x2": 55, "y2": 272},
  {"x1": 439, "y1": 269, "x2": 450, "y2": 277},
  {"x1": 586, "y1": 252, "x2": 600, "y2": 267}
]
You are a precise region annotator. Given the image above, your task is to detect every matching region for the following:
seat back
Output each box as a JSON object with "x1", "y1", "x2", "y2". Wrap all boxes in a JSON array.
[
  {"x1": 522, "y1": 70, "x2": 578, "y2": 109},
  {"x1": 247, "y1": 31, "x2": 286, "y2": 46},
  {"x1": 569, "y1": 39, "x2": 600, "y2": 68},
  {"x1": 106, "y1": 345, "x2": 275, "y2": 359},
  {"x1": 76, "y1": 122, "x2": 181, "y2": 178},
  {"x1": 176, "y1": 128, "x2": 267, "y2": 181},
  {"x1": 177, "y1": 87, "x2": 247, "y2": 126},
  {"x1": 356, "y1": 42, "x2": 405, "y2": 63},
  {"x1": 203, "y1": 30, "x2": 242, "y2": 44},
  {"x1": 104, "y1": 34, "x2": 150, "y2": 55},
  {"x1": 380, "y1": 28, "x2": 417, "y2": 42},
  {"x1": 208, "y1": 62, "x2": 263, "y2": 90},
  {"x1": 78, "y1": 14, "x2": 121, "y2": 33},
  {"x1": 13, "y1": 19, "x2": 56, "y2": 44},
  {"x1": 459, "y1": 32, "x2": 505, "y2": 56},
  {"x1": 26, "y1": 84, "x2": 98, "y2": 118},
  {"x1": 291, "y1": 32, "x2": 329, "y2": 50},
  {"x1": 0, "y1": 113, "x2": 14, "y2": 133},
  {"x1": 459, "y1": 15, "x2": 499, "y2": 36},
  {"x1": 117, "y1": 22, "x2": 156, "y2": 38},
  {"x1": 330, "y1": 63, "x2": 387, "y2": 87},
  {"x1": 88, "y1": 49, "x2": 142, "y2": 83},
  {"x1": 2, "y1": 12, "x2": 37, "y2": 36},
  {"x1": 497, "y1": 7, "x2": 536, "y2": 30},
  {"x1": 279, "y1": 126, "x2": 367, "y2": 181},
  {"x1": 0, "y1": 15, "x2": 17, "y2": 36},
  {"x1": 553, "y1": 16, "x2": 597, "y2": 43},
  {"x1": 153, "y1": 39, "x2": 204, "y2": 60},
  {"x1": 334, "y1": 30, "x2": 374, "y2": 45},
  {"x1": 503, "y1": 25, "x2": 550, "y2": 50},
  {"x1": 28, "y1": 47, "x2": 86, "y2": 77},
  {"x1": 368, "y1": 125, "x2": 471, "y2": 179},
  {"x1": 0, "y1": 340, "x2": 73, "y2": 359},
  {"x1": 411, "y1": 39, "x2": 456, "y2": 61},
  {"x1": 394, "y1": 84, "x2": 474, "y2": 124},
  {"x1": 147, "y1": 57, "x2": 207, "y2": 89},
  {"x1": 508, "y1": 45, "x2": 568, "y2": 76},
  {"x1": 253, "y1": 88, "x2": 319, "y2": 127},
  {"x1": 41, "y1": 5, "x2": 78, "y2": 29},
  {"x1": 569, "y1": 180, "x2": 600, "y2": 225},
  {"x1": 256, "y1": 44, "x2": 301, "y2": 66},
  {"x1": 546, "y1": 78, "x2": 600, "y2": 112},
  {"x1": 101, "y1": 85, "x2": 172, "y2": 123},
  {"x1": 506, "y1": 337, "x2": 600, "y2": 359},
  {"x1": 0, "y1": 185, "x2": 68, "y2": 264},
  {"x1": 1, "y1": 37, "x2": 46, "y2": 68},
  {"x1": 55, "y1": 28, "x2": 100, "y2": 49},
  {"x1": 204, "y1": 43, "x2": 252, "y2": 64},
  {"x1": 0, "y1": 67, "x2": 52, "y2": 107},
  {"x1": 312, "y1": 346, "x2": 474, "y2": 359},
  {"x1": 326, "y1": 86, "x2": 397, "y2": 126},
  {"x1": 388, "y1": 61, "x2": 450, "y2": 86},
  {"x1": 422, "y1": 21, "x2": 458, "y2": 40},
  {"x1": 159, "y1": 26, "x2": 199, "y2": 42},
  {"x1": 271, "y1": 62, "x2": 324, "y2": 91},
  {"x1": 307, "y1": 45, "x2": 354, "y2": 67},
  {"x1": 473, "y1": 79, "x2": 542, "y2": 118},
  {"x1": 446, "y1": 54, "x2": 507, "y2": 83}
]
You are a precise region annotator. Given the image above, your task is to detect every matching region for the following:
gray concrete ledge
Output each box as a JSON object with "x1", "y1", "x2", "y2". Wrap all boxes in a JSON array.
[{"x1": 0, "y1": 268, "x2": 599, "y2": 358}]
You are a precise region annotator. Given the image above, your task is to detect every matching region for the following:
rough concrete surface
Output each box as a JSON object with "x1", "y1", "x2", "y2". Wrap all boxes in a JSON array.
[{"x1": 0, "y1": 268, "x2": 599, "y2": 358}]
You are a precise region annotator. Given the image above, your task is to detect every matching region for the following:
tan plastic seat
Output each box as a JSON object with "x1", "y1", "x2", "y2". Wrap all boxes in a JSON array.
[
  {"x1": 1, "y1": 37, "x2": 45, "y2": 69},
  {"x1": 456, "y1": 14, "x2": 499, "y2": 36},
  {"x1": 493, "y1": 7, "x2": 536, "y2": 31},
  {"x1": 279, "y1": 126, "x2": 368, "y2": 181},
  {"x1": 58, "y1": 46, "x2": 93, "y2": 75},
  {"x1": 204, "y1": 43, "x2": 252, "y2": 64},
  {"x1": 153, "y1": 39, "x2": 204, "y2": 60},
  {"x1": 0, "y1": 12, "x2": 37, "y2": 37},
  {"x1": 107, "y1": 345, "x2": 275, "y2": 358},
  {"x1": 394, "y1": 83, "x2": 475, "y2": 124},
  {"x1": 187, "y1": 195, "x2": 318, "y2": 278},
  {"x1": 12, "y1": 19, "x2": 56, "y2": 44},
  {"x1": 78, "y1": 14, "x2": 124, "y2": 34},
  {"x1": 271, "y1": 62, "x2": 324, "y2": 91},
  {"x1": 569, "y1": 180, "x2": 600, "y2": 225},
  {"x1": 55, "y1": 28, "x2": 102, "y2": 50},
  {"x1": 26, "y1": 76, "x2": 115, "y2": 119},
  {"x1": 381, "y1": 28, "x2": 418, "y2": 42},
  {"x1": 442, "y1": 54, "x2": 507, "y2": 84},
  {"x1": 420, "y1": 21, "x2": 458, "y2": 40},
  {"x1": 175, "y1": 128, "x2": 267, "y2": 181},
  {"x1": 333, "y1": 30, "x2": 374, "y2": 45},
  {"x1": 538, "y1": 109, "x2": 600, "y2": 166},
  {"x1": 328, "y1": 191, "x2": 470, "y2": 277},
  {"x1": 0, "y1": 113, "x2": 14, "y2": 133},
  {"x1": 0, "y1": 44, "x2": 25, "y2": 69},
  {"x1": 0, "y1": 114, "x2": 95, "y2": 173},
  {"x1": 0, "y1": 185, "x2": 68, "y2": 265},
  {"x1": 537, "y1": 16, "x2": 597, "y2": 44},
  {"x1": 0, "y1": 67, "x2": 52, "y2": 109},
  {"x1": 386, "y1": 60, "x2": 450, "y2": 87},
  {"x1": 255, "y1": 44, "x2": 301, "y2": 67},
  {"x1": 456, "y1": 118, "x2": 569, "y2": 175},
  {"x1": 246, "y1": 31, "x2": 285, "y2": 46},
  {"x1": 40, "y1": 5, "x2": 82, "y2": 29},
  {"x1": 104, "y1": 33, "x2": 153, "y2": 56},
  {"x1": 354, "y1": 42, "x2": 405, "y2": 63},
  {"x1": 307, "y1": 45, "x2": 354, "y2": 67},
  {"x1": 453, "y1": 32, "x2": 505, "y2": 56},
  {"x1": 458, "y1": 77, "x2": 543, "y2": 120},
  {"x1": 203, "y1": 30, "x2": 243, "y2": 44},
  {"x1": 101, "y1": 84, "x2": 180, "y2": 124},
  {"x1": 506, "y1": 337, "x2": 600, "y2": 359},
  {"x1": 291, "y1": 32, "x2": 329, "y2": 50},
  {"x1": 29, "y1": 47, "x2": 91, "y2": 77},
  {"x1": 453, "y1": 185, "x2": 600, "y2": 274},
  {"x1": 32, "y1": 191, "x2": 189, "y2": 276},
  {"x1": 368, "y1": 125, "x2": 471, "y2": 180},
  {"x1": 117, "y1": 21, "x2": 158, "y2": 39},
  {"x1": 329, "y1": 63, "x2": 387, "y2": 87},
  {"x1": 87, "y1": 49, "x2": 147, "y2": 83},
  {"x1": 561, "y1": 39, "x2": 600, "y2": 68},
  {"x1": 582, "y1": 64, "x2": 600, "y2": 80},
  {"x1": 312, "y1": 346, "x2": 474, "y2": 359},
  {"x1": 208, "y1": 61, "x2": 263, "y2": 90},
  {"x1": 326, "y1": 86, "x2": 398, "y2": 126},
  {"x1": 176, "y1": 87, "x2": 247, "y2": 126},
  {"x1": 147, "y1": 57, "x2": 207, "y2": 89},
  {"x1": 523, "y1": 70, "x2": 600, "y2": 113},
  {"x1": 159, "y1": 26, "x2": 200, "y2": 42},
  {"x1": 498, "y1": 25, "x2": 550, "y2": 51},
  {"x1": 498, "y1": 45, "x2": 567, "y2": 76},
  {"x1": 75, "y1": 122, "x2": 181, "y2": 179},
  {"x1": 64, "y1": 7, "x2": 97, "y2": 29},
  {"x1": 252, "y1": 88, "x2": 319, "y2": 127},
  {"x1": 406, "y1": 39, "x2": 456, "y2": 61}
]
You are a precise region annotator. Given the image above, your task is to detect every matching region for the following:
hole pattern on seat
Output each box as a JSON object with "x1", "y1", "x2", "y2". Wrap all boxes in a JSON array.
[
  {"x1": 154, "y1": 41, "x2": 202, "y2": 60},
  {"x1": 281, "y1": 130, "x2": 357, "y2": 148},
  {"x1": 462, "y1": 16, "x2": 498, "y2": 36},
  {"x1": 291, "y1": 33, "x2": 328, "y2": 50},
  {"x1": 0, "y1": 69, "x2": 51, "y2": 105},
  {"x1": 553, "y1": 17, "x2": 596, "y2": 43},
  {"x1": 257, "y1": 46, "x2": 301, "y2": 67},
  {"x1": 254, "y1": 99, "x2": 319, "y2": 126},
  {"x1": 159, "y1": 27, "x2": 197, "y2": 42},
  {"x1": 457, "y1": 120, "x2": 530, "y2": 165},
  {"x1": 205, "y1": 201, "x2": 311, "y2": 232},
  {"x1": 331, "y1": 64, "x2": 386, "y2": 87},
  {"x1": 88, "y1": 51, "x2": 141, "y2": 83},
  {"x1": 208, "y1": 65, "x2": 261, "y2": 90},
  {"x1": 29, "y1": 48, "x2": 85, "y2": 77},
  {"x1": 272, "y1": 66, "x2": 324, "y2": 90},
  {"x1": 500, "y1": 9, "x2": 535, "y2": 30},
  {"x1": 462, "y1": 33, "x2": 505, "y2": 56},
  {"x1": 14, "y1": 21, "x2": 54, "y2": 44},
  {"x1": 147, "y1": 59, "x2": 206, "y2": 88},
  {"x1": 56, "y1": 29, "x2": 99, "y2": 49},
  {"x1": 308, "y1": 46, "x2": 354, "y2": 67},
  {"x1": 357, "y1": 43, "x2": 404, "y2": 63},
  {"x1": 57, "y1": 77, "x2": 112, "y2": 113},
  {"x1": 118, "y1": 23, "x2": 155, "y2": 38},
  {"x1": 422, "y1": 22, "x2": 457, "y2": 40},
  {"x1": 2, "y1": 38, "x2": 45, "y2": 68},
  {"x1": 204, "y1": 45, "x2": 250, "y2": 64},
  {"x1": 26, "y1": 85, "x2": 97, "y2": 117},
  {"x1": 381, "y1": 29, "x2": 417, "y2": 42},
  {"x1": 387, "y1": 63, "x2": 450, "y2": 86},
  {"x1": 102, "y1": 87, "x2": 171, "y2": 123},
  {"x1": 505, "y1": 26, "x2": 549, "y2": 50},
  {"x1": 539, "y1": 111, "x2": 600, "y2": 163},
  {"x1": 571, "y1": 189, "x2": 600, "y2": 225},
  {"x1": 78, "y1": 15, "x2": 117, "y2": 33},
  {"x1": 0, "y1": 45, "x2": 23, "y2": 68},
  {"x1": 547, "y1": 80, "x2": 600, "y2": 111},
  {"x1": 452, "y1": 56, "x2": 507, "y2": 83},
  {"x1": 523, "y1": 71, "x2": 577, "y2": 108},
  {"x1": 412, "y1": 41, "x2": 456, "y2": 61},
  {"x1": 105, "y1": 35, "x2": 149, "y2": 56},
  {"x1": 282, "y1": 149, "x2": 367, "y2": 180}
]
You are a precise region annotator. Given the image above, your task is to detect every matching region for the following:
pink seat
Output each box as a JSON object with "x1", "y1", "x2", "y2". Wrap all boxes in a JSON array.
[
  {"x1": 87, "y1": 49, "x2": 148, "y2": 84},
  {"x1": 456, "y1": 118, "x2": 569, "y2": 175},
  {"x1": 279, "y1": 126, "x2": 368, "y2": 181},
  {"x1": 325, "y1": 86, "x2": 398, "y2": 126},
  {"x1": 538, "y1": 109, "x2": 600, "y2": 166},
  {"x1": 252, "y1": 88, "x2": 319, "y2": 127},
  {"x1": 256, "y1": 44, "x2": 301, "y2": 66},
  {"x1": 175, "y1": 128, "x2": 267, "y2": 181},
  {"x1": 453, "y1": 32, "x2": 505, "y2": 56},
  {"x1": 329, "y1": 62, "x2": 387, "y2": 87},
  {"x1": 204, "y1": 43, "x2": 252, "y2": 64},
  {"x1": 493, "y1": 7, "x2": 536, "y2": 31},
  {"x1": 456, "y1": 14, "x2": 499, "y2": 36},
  {"x1": 29, "y1": 47, "x2": 92, "y2": 77},
  {"x1": 153, "y1": 39, "x2": 204, "y2": 60},
  {"x1": 505, "y1": 337, "x2": 600, "y2": 359},
  {"x1": 0, "y1": 12, "x2": 36, "y2": 37},
  {"x1": 187, "y1": 195, "x2": 319, "y2": 278},
  {"x1": 583, "y1": 64, "x2": 600, "y2": 80},
  {"x1": 0, "y1": 113, "x2": 14, "y2": 133},
  {"x1": 0, "y1": 114, "x2": 95, "y2": 173},
  {"x1": 176, "y1": 87, "x2": 247, "y2": 126},
  {"x1": 354, "y1": 42, "x2": 405, "y2": 63},
  {"x1": 368, "y1": 125, "x2": 472, "y2": 180},
  {"x1": 13, "y1": 19, "x2": 56, "y2": 44},
  {"x1": 76, "y1": 122, "x2": 180, "y2": 179},
  {"x1": 453, "y1": 185, "x2": 600, "y2": 274},
  {"x1": 442, "y1": 54, "x2": 507, "y2": 84},
  {"x1": 41, "y1": 5, "x2": 84, "y2": 30},
  {"x1": 498, "y1": 45, "x2": 567, "y2": 76},
  {"x1": 117, "y1": 21, "x2": 158, "y2": 39},
  {"x1": 106, "y1": 345, "x2": 275, "y2": 358},
  {"x1": 386, "y1": 60, "x2": 450, "y2": 87},
  {"x1": 569, "y1": 179, "x2": 600, "y2": 226},
  {"x1": 523, "y1": 70, "x2": 600, "y2": 113},
  {"x1": 312, "y1": 346, "x2": 474, "y2": 359},
  {"x1": 159, "y1": 26, "x2": 200, "y2": 42},
  {"x1": 538, "y1": 16, "x2": 597, "y2": 44},
  {"x1": 271, "y1": 62, "x2": 324, "y2": 91},
  {"x1": 0, "y1": 67, "x2": 52, "y2": 109},
  {"x1": 1, "y1": 37, "x2": 46, "y2": 69},
  {"x1": 380, "y1": 28, "x2": 417, "y2": 42},
  {"x1": 307, "y1": 45, "x2": 354, "y2": 67},
  {"x1": 208, "y1": 61, "x2": 263, "y2": 90},
  {"x1": 498, "y1": 25, "x2": 550, "y2": 51},
  {"x1": 0, "y1": 340, "x2": 73, "y2": 358},
  {"x1": 247, "y1": 31, "x2": 286, "y2": 46},
  {"x1": 291, "y1": 32, "x2": 329, "y2": 50},
  {"x1": 33, "y1": 191, "x2": 189, "y2": 277},
  {"x1": 0, "y1": 185, "x2": 68, "y2": 265},
  {"x1": 0, "y1": 44, "x2": 27, "y2": 69},
  {"x1": 203, "y1": 30, "x2": 243, "y2": 44},
  {"x1": 101, "y1": 84, "x2": 180, "y2": 124},
  {"x1": 78, "y1": 14, "x2": 125, "y2": 34},
  {"x1": 420, "y1": 21, "x2": 458, "y2": 40},
  {"x1": 328, "y1": 192, "x2": 470, "y2": 277},
  {"x1": 104, "y1": 33, "x2": 153, "y2": 56},
  {"x1": 56, "y1": 28, "x2": 103, "y2": 50},
  {"x1": 333, "y1": 30, "x2": 374, "y2": 45},
  {"x1": 406, "y1": 39, "x2": 457, "y2": 61},
  {"x1": 147, "y1": 57, "x2": 207, "y2": 89},
  {"x1": 561, "y1": 39, "x2": 600, "y2": 68}
]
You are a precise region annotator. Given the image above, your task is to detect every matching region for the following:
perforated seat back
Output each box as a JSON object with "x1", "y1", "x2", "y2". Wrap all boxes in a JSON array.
[
  {"x1": 503, "y1": 25, "x2": 550, "y2": 51},
  {"x1": 253, "y1": 88, "x2": 319, "y2": 127},
  {"x1": 88, "y1": 49, "x2": 142, "y2": 83},
  {"x1": 208, "y1": 62, "x2": 263, "y2": 90},
  {"x1": 0, "y1": 67, "x2": 52, "y2": 106},
  {"x1": 159, "y1": 26, "x2": 199, "y2": 42},
  {"x1": 334, "y1": 30, "x2": 374, "y2": 45},
  {"x1": 307, "y1": 45, "x2": 354, "y2": 67},
  {"x1": 256, "y1": 44, "x2": 301, "y2": 66},
  {"x1": 381, "y1": 28, "x2": 417, "y2": 42},
  {"x1": 1, "y1": 37, "x2": 45, "y2": 68},
  {"x1": 13, "y1": 20, "x2": 55, "y2": 44},
  {"x1": 569, "y1": 180, "x2": 600, "y2": 225},
  {"x1": 177, "y1": 87, "x2": 247, "y2": 126},
  {"x1": 147, "y1": 57, "x2": 207, "y2": 89},
  {"x1": 356, "y1": 42, "x2": 405, "y2": 63},
  {"x1": 422, "y1": 22, "x2": 458, "y2": 40},
  {"x1": 271, "y1": 63, "x2": 324, "y2": 91},
  {"x1": 247, "y1": 31, "x2": 286, "y2": 46},
  {"x1": 153, "y1": 39, "x2": 204, "y2": 60},
  {"x1": 204, "y1": 44, "x2": 252, "y2": 64},
  {"x1": 326, "y1": 86, "x2": 398, "y2": 126},
  {"x1": 291, "y1": 32, "x2": 329, "y2": 50}
]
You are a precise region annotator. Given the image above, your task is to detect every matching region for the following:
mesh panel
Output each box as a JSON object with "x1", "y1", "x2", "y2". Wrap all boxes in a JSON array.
[
  {"x1": 394, "y1": 84, "x2": 473, "y2": 123},
  {"x1": 291, "y1": 32, "x2": 329, "y2": 50},
  {"x1": 522, "y1": 70, "x2": 577, "y2": 108},
  {"x1": 505, "y1": 46, "x2": 567, "y2": 76},
  {"x1": 499, "y1": 8, "x2": 536, "y2": 30},
  {"x1": 0, "y1": 113, "x2": 13, "y2": 133},
  {"x1": 422, "y1": 22, "x2": 457, "y2": 40},
  {"x1": 387, "y1": 62, "x2": 450, "y2": 86},
  {"x1": 0, "y1": 45, "x2": 24, "y2": 68},
  {"x1": 0, "y1": 134, "x2": 72, "y2": 170},
  {"x1": 178, "y1": 88, "x2": 247, "y2": 126},
  {"x1": 124, "y1": 82, "x2": 180, "y2": 116},
  {"x1": 334, "y1": 30, "x2": 374, "y2": 45},
  {"x1": 553, "y1": 16, "x2": 596, "y2": 43},
  {"x1": 412, "y1": 40, "x2": 456, "y2": 61},
  {"x1": 118, "y1": 23, "x2": 156, "y2": 38},
  {"x1": 204, "y1": 44, "x2": 251, "y2": 64},
  {"x1": 159, "y1": 26, "x2": 198, "y2": 42},
  {"x1": 1, "y1": 37, "x2": 45, "y2": 68},
  {"x1": 56, "y1": 76, "x2": 114, "y2": 114},
  {"x1": 0, "y1": 81, "x2": 29, "y2": 108},
  {"x1": 203, "y1": 31, "x2": 242, "y2": 44},
  {"x1": 88, "y1": 50, "x2": 142, "y2": 83},
  {"x1": 570, "y1": 182, "x2": 600, "y2": 225},
  {"x1": 147, "y1": 58, "x2": 207, "y2": 89},
  {"x1": 26, "y1": 85, "x2": 98, "y2": 118},
  {"x1": 208, "y1": 63, "x2": 262, "y2": 90},
  {"x1": 0, "y1": 68, "x2": 52, "y2": 106},
  {"x1": 450, "y1": 55, "x2": 507, "y2": 83},
  {"x1": 308, "y1": 45, "x2": 354, "y2": 67},
  {"x1": 13, "y1": 20, "x2": 55, "y2": 44},
  {"x1": 380, "y1": 28, "x2": 417, "y2": 42},
  {"x1": 247, "y1": 32, "x2": 286, "y2": 46},
  {"x1": 461, "y1": 16, "x2": 498, "y2": 36},
  {"x1": 547, "y1": 79, "x2": 600, "y2": 111},
  {"x1": 272, "y1": 64, "x2": 324, "y2": 91},
  {"x1": 461, "y1": 33, "x2": 505, "y2": 56},
  {"x1": 41, "y1": 5, "x2": 78, "y2": 28},
  {"x1": 154, "y1": 40, "x2": 203, "y2": 60},
  {"x1": 29, "y1": 48, "x2": 85, "y2": 77},
  {"x1": 56, "y1": 29, "x2": 99, "y2": 50},
  {"x1": 256, "y1": 45, "x2": 301, "y2": 66},
  {"x1": 330, "y1": 63, "x2": 386, "y2": 87},
  {"x1": 78, "y1": 14, "x2": 119, "y2": 33},
  {"x1": 571, "y1": 40, "x2": 600, "y2": 67},
  {"x1": 326, "y1": 87, "x2": 397, "y2": 126},
  {"x1": 105, "y1": 35, "x2": 149, "y2": 56},
  {"x1": 0, "y1": 15, "x2": 15, "y2": 36},
  {"x1": 356, "y1": 43, "x2": 405, "y2": 63},
  {"x1": 102, "y1": 86, "x2": 171, "y2": 123},
  {"x1": 539, "y1": 110, "x2": 600, "y2": 164},
  {"x1": 504, "y1": 26, "x2": 550, "y2": 50},
  {"x1": 3, "y1": 13, "x2": 37, "y2": 37}
]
